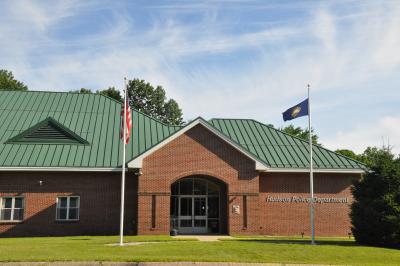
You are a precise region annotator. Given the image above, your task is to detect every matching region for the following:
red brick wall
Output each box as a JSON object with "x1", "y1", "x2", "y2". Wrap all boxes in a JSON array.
[
  {"x1": 259, "y1": 172, "x2": 360, "y2": 237},
  {"x1": 0, "y1": 125, "x2": 362, "y2": 237},
  {"x1": 0, "y1": 172, "x2": 137, "y2": 237},
  {"x1": 137, "y1": 124, "x2": 259, "y2": 235}
]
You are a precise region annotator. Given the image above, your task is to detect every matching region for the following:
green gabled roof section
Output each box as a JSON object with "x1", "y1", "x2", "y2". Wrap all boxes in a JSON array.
[
  {"x1": 0, "y1": 90, "x2": 181, "y2": 168},
  {"x1": 127, "y1": 107, "x2": 182, "y2": 164},
  {"x1": 208, "y1": 118, "x2": 366, "y2": 171},
  {"x1": 5, "y1": 117, "x2": 89, "y2": 145},
  {"x1": 0, "y1": 90, "x2": 365, "y2": 171},
  {"x1": 127, "y1": 117, "x2": 269, "y2": 171}
]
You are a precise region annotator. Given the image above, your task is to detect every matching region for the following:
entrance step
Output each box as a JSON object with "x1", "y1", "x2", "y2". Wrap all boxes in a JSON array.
[{"x1": 172, "y1": 235, "x2": 233, "y2": 241}]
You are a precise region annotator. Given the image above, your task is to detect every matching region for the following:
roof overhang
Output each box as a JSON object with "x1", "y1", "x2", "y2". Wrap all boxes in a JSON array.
[
  {"x1": 0, "y1": 167, "x2": 125, "y2": 172},
  {"x1": 264, "y1": 168, "x2": 365, "y2": 174},
  {"x1": 127, "y1": 117, "x2": 269, "y2": 171}
]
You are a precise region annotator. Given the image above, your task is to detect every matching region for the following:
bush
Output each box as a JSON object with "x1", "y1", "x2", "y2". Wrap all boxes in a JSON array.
[{"x1": 350, "y1": 147, "x2": 400, "y2": 247}]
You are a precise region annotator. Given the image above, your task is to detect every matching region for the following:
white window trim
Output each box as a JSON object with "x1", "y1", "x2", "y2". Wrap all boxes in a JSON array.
[
  {"x1": 56, "y1": 196, "x2": 80, "y2": 221},
  {"x1": 0, "y1": 196, "x2": 24, "y2": 222}
]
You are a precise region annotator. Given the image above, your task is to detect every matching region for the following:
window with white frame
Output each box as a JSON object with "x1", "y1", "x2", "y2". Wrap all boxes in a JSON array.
[
  {"x1": 56, "y1": 196, "x2": 80, "y2": 221},
  {"x1": 0, "y1": 197, "x2": 24, "y2": 222}
]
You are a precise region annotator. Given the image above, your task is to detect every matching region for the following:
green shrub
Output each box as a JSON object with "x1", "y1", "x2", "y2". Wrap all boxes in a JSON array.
[{"x1": 350, "y1": 147, "x2": 400, "y2": 247}]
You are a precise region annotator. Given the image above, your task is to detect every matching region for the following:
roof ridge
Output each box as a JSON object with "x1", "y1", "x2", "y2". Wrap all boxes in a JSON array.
[
  {"x1": 210, "y1": 118, "x2": 256, "y2": 121},
  {"x1": 206, "y1": 118, "x2": 270, "y2": 166},
  {"x1": 128, "y1": 117, "x2": 270, "y2": 170},
  {"x1": 95, "y1": 93, "x2": 186, "y2": 128},
  {"x1": 0, "y1": 90, "x2": 185, "y2": 128},
  {"x1": 97, "y1": 91, "x2": 185, "y2": 128},
  {"x1": 253, "y1": 119, "x2": 367, "y2": 168},
  {"x1": 131, "y1": 108, "x2": 185, "y2": 128},
  {"x1": 0, "y1": 89, "x2": 91, "y2": 96}
]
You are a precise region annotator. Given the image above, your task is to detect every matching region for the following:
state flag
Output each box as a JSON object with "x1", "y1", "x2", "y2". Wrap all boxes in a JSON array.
[{"x1": 282, "y1": 98, "x2": 309, "y2": 121}]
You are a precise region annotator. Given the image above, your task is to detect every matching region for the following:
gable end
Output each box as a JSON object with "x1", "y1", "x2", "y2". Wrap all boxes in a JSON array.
[
  {"x1": 127, "y1": 118, "x2": 269, "y2": 171},
  {"x1": 5, "y1": 117, "x2": 89, "y2": 145}
]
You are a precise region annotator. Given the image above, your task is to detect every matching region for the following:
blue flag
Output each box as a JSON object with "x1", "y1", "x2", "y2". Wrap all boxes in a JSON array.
[{"x1": 282, "y1": 98, "x2": 309, "y2": 121}]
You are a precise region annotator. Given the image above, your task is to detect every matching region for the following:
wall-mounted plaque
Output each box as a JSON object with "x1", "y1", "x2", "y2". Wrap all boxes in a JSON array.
[{"x1": 232, "y1": 204, "x2": 240, "y2": 214}]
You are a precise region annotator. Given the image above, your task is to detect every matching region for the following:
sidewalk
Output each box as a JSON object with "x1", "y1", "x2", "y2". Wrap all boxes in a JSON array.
[{"x1": 172, "y1": 235, "x2": 234, "y2": 241}]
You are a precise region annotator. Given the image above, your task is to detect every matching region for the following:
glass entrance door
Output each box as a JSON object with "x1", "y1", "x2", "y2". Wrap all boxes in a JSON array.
[
  {"x1": 171, "y1": 176, "x2": 222, "y2": 234},
  {"x1": 178, "y1": 197, "x2": 192, "y2": 231},
  {"x1": 193, "y1": 197, "x2": 207, "y2": 233},
  {"x1": 178, "y1": 196, "x2": 207, "y2": 234}
]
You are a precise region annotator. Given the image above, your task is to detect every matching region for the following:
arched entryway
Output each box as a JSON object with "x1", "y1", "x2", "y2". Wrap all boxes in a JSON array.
[{"x1": 170, "y1": 175, "x2": 227, "y2": 234}]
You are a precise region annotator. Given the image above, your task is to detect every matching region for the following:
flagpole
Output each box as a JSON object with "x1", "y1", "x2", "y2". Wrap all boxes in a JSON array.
[
  {"x1": 308, "y1": 84, "x2": 315, "y2": 245},
  {"x1": 119, "y1": 78, "x2": 128, "y2": 246}
]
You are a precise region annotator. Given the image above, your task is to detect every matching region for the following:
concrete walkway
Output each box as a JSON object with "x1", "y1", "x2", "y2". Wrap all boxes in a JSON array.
[
  {"x1": 106, "y1": 242, "x2": 161, "y2": 246},
  {"x1": 172, "y1": 235, "x2": 234, "y2": 241},
  {"x1": 105, "y1": 235, "x2": 233, "y2": 246}
]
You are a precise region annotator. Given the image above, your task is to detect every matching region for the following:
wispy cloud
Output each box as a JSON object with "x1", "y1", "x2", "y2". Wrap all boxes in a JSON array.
[
  {"x1": 322, "y1": 116, "x2": 400, "y2": 155},
  {"x1": 0, "y1": 0, "x2": 399, "y2": 153}
]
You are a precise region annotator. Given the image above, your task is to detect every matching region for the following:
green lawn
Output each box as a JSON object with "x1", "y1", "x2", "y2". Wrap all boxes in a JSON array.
[{"x1": 0, "y1": 235, "x2": 399, "y2": 265}]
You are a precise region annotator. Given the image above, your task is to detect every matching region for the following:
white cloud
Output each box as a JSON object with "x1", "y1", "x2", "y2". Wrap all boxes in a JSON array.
[
  {"x1": 0, "y1": 0, "x2": 399, "y2": 153},
  {"x1": 322, "y1": 116, "x2": 400, "y2": 155}
]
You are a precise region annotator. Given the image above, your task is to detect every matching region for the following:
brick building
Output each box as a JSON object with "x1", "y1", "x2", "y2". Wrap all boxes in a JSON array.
[{"x1": 0, "y1": 91, "x2": 365, "y2": 237}]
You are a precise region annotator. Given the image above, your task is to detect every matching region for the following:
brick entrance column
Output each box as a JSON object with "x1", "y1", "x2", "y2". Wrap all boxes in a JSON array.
[
  {"x1": 137, "y1": 190, "x2": 170, "y2": 234},
  {"x1": 137, "y1": 124, "x2": 260, "y2": 235}
]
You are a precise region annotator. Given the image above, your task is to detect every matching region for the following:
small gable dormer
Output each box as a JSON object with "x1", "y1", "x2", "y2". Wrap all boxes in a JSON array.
[{"x1": 5, "y1": 117, "x2": 89, "y2": 145}]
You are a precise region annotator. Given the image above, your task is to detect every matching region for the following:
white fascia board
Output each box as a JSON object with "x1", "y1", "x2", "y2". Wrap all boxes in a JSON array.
[
  {"x1": 0, "y1": 167, "x2": 125, "y2": 172},
  {"x1": 265, "y1": 168, "x2": 365, "y2": 174},
  {"x1": 127, "y1": 118, "x2": 269, "y2": 171}
]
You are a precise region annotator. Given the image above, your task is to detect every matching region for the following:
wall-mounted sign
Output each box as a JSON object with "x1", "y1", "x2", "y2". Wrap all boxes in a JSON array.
[
  {"x1": 232, "y1": 204, "x2": 240, "y2": 214},
  {"x1": 266, "y1": 195, "x2": 348, "y2": 204}
]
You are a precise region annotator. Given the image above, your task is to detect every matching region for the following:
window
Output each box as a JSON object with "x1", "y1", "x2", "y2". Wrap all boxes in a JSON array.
[
  {"x1": 56, "y1": 196, "x2": 80, "y2": 221},
  {"x1": 0, "y1": 197, "x2": 24, "y2": 222},
  {"x1": 151, "y1": 195, "x2": 156, "y2": 229}
]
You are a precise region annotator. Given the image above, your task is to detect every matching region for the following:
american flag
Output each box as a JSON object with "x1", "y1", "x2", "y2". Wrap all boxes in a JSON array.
[{"x1": 120, "y1": 103, "x2": 132, "y2": 144}]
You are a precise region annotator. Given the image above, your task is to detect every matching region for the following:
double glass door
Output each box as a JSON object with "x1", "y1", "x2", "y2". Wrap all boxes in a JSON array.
[
  {"x1": 171, "y1": 176, "x2": 221, "y2": 234},
  {"x1": 178, "y1": 196, "x2": 207, "y2": 234}
]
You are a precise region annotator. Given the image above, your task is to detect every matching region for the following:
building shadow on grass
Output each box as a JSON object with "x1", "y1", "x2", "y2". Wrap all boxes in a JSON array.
[
  {"x1": 230, "y1": 238, "x2": 400, "y2": 250},
  {"x1": 229, "y1": 238, "x2": 357, "y2": 247}
]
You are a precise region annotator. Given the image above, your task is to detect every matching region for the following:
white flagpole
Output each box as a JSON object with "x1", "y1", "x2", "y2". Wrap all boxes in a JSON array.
[
  {"x1": 308, "y1": 84, "x2": 315, "y2": 245},
  {"x1": 119, "y1": 78, "x2": 128, "y2": 246}
]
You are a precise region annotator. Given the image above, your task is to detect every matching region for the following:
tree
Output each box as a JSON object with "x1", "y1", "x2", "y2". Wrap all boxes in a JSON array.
[
  {"x1": 71, "y1": 88, "x2": 92, "y2": 94},
  {"x1": 70, "y1": 87, "x2": 122, "y2": 102},
  {"x1": 164, "y1": 99, "x2": 184, "y2": 125},
  {"x1": 0, "y1": 70, "x2": 28, "y2": 91},
  {"x1": 127, "y1": 79, "x2": 184, "y2": 125},
  {"x1": 98, "y1": 87, "x2": 122, "y2": 102},
  {"x1": 350, "y1": 146, "x2": 400, "y2": 248},
  {"x1": 335, "y1": 149, "x2": 360, "y2": 161},
  {"x1": 357, "y1": 146, "x2": 398, "y2": 166},
  {"x1": 280, "y1": 125, "x2": 319, "y2": 144}
]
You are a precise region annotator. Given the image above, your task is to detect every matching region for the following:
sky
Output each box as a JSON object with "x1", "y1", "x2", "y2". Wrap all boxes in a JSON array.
[{"x1": 1, "y1": 0, "x2": 399, "y2": 155}]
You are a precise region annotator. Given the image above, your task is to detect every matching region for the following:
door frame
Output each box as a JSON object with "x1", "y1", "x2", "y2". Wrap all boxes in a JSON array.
[
  {"x1": 178, "y1": 195, "x2": 208, "y2": 234},
  {"x1": 170, "y1": 176, "x2": 224, "y2": 235}
]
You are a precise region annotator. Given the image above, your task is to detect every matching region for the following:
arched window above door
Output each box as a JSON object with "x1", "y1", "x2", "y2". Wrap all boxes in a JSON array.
[{"x1": 171, "y1": 176, "x2": 221, "y2": 196}]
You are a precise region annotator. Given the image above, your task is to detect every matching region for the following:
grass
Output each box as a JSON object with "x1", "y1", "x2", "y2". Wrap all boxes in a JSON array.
[{"x1": 0, "y1": 235, "x2": 399, "y2": 265}]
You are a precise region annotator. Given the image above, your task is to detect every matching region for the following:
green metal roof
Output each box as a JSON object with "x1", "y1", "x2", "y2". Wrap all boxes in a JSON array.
[
  {"x1": 0, "y1": 90, "x2": 365, "y2": 171},
  {"x1": 208, "y1": 119, "x2": 366, "y2": 170},
  {"x1": 0, "y1": 90, "x2": 181, "y2": 168}
]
